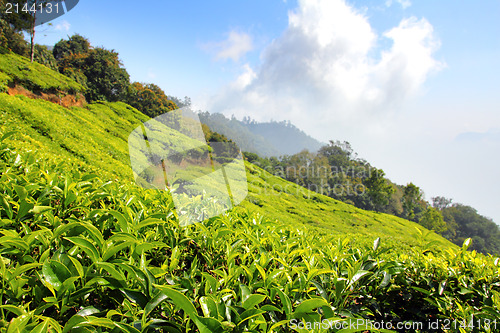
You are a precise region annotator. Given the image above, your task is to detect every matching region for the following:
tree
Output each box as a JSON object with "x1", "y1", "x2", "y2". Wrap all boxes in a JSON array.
[
  {"x1": 420, "y1": 207, "x2": 447, "y2": 233},
  {"x1": 403, "y1": 183, "x2": 422, "y2": 220},
  {"x1": 52, "y1": 35, "x2": 129, "y2": 101},
  {"x1": 386, "y1": 185, "x2": 404, "y2": 216},
  {"x1": 0, "y1": 18, "x2": 29, "y2": 55},
  {"x1": 0, "y1": 0, "x2": 31, "y2": 30},
  {"x1": 441, "y1": 209, "x2": 459, "y2": 241},
  {"x1": 242, "y1": 151, "x2": 259, "y2": 163},
  {"x1": 318, "y1": 140, "x2": 354, "y2": 170},
  {"x1": 441, "y1": 204, "x2": 500, "y2": 255},
  {"x1": 28, "y1": 0, "x2": 38, "y2": 62},
  {"x1": 126, "y1": 82, "x2": 177, "y2": 118},
  {"x1": 0, "y1": 0, "x2": 30, "y2": 55},
  {"x1": 168, "y1": 95, "x2": 191, "y2": 109},
  {"x1": 53, "y1": 34, "x2": 90, "y2": 60},
  {"x1": 431, "y1": 196, "x2": 452, "y2": 210},
  {"x1": 24, "y1": 0, "x2": 48, "y2": 62},
  {"x1": 82, "y1": 48, "x2": 130, "y2": 102},
  {"x1": 0, "y1": 0, "x2": 56, "y2": 61},
  {"x1": 34, "y1": 44, "x2": 57, "y2": 70},
  {"x1": 363, "y1": 169, "x2": 395, "y2": 212}
]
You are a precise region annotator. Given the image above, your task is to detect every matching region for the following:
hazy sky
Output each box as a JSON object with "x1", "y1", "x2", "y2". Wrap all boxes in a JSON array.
[{"x1": 37, "y1": 0, "x2": 500, "y2": 223}]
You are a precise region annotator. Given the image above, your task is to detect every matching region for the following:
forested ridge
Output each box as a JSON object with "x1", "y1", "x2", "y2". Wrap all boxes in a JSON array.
[{"x1": 245, "y1": 141, "x2": 500, "y2": 255}]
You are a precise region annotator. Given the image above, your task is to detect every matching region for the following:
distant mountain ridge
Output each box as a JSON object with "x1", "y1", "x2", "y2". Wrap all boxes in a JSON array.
[{"x1": 198, "y1": 112, "x2": 324, "y2": 157}]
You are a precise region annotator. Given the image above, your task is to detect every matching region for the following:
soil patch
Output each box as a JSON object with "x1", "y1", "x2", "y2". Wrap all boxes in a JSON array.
[{"x1": 7, "y1": 84, "x2": 86, "y2": 107}]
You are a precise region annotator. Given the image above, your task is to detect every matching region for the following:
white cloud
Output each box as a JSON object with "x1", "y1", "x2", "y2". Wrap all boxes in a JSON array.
[
  {"x1": 204, "y1": 30, "x2": 253, "y2": 62},
  {"x1": 198, "y1": 0, "x2": 500, "y2": 224},
  {"x1": 386, "y1": 0, "x2": 412, "y2": 9},
  {"x1": 207, "y1": 0, "x2": 443, "y2": 141},
  {"x1": 232, "y1": 63, "x2": 257, "y2": 90},
  {"x1": 54, "y1": 20, "x2": 71, "y2": 31}
]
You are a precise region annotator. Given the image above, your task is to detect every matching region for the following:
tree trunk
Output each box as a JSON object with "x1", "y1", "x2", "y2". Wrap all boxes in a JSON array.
[{"x1": 30, "y1": 0, "x2": 37, "y2": 63}]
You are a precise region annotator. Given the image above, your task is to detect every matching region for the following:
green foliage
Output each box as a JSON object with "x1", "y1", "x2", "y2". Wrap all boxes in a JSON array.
[
  {"x1": 0, "y1": 71, "x2": 9, "y2": 93},
  {"x1": 0, "y1": 50, "x2": 84, "y2": 93},
  {"x1": 0, "y1": 0, "x2": 32, "y2": 32},
  {"x1": 0, "y1": 0, "x2": 54, "y2": 62},
  {"x1": 432, "y1": 196, "x2": 453, "y2": 210},
  {"x1": 363, "y1": 168, "x2": 395, "y2": 212},
  {"x1": 0, "y1": 93, "x2": 148, "y2": 180},
  {"x1": 53, "y1": 35, "x2": 129, "y2": 102},
  {"x1": 249, "y1": 141, "x2": 397, "y2": 214},
  {"x1": 244, "y1": 140, "x2": 500, "y2": 255},
  {"x1": 0, "y1": 83, "x2": 452, "y2": 248},
  {"x1": 440, "y1": 204, "x2": 500, "y2": 255},
  {"x1": 1, "y1": 41, "x2": 499, "y2": 330},
  {"x1": 318, "y1": 140, "x2": 354, "y2": 169},
  {"x1": 0, "y1": 19, "x2": 29, "y2": 56},
  {"x1": 81, "y1": 48, "x2": 130, "y2": 102},
  {"x1": 420, "y1": 207, "x2": 447, "y2": 233},
  {"x1": 0, "y1": 141, "x2": 499, "y2": 332},
  {"x1": 33, "y1": 44, "x2": 57, "y2": 71},
  {"x1": 126, "y1": 82, "x2": 177, "y2": 118},
  {"x1": 243, "y1": 163, "x2": 450, "y2": 248},
  {"x1": 53, "y1": 34, "x2": 91, "y2": 60},
  {"x1": 402, "y1": 183, "x2": 423, "y2": 220}
]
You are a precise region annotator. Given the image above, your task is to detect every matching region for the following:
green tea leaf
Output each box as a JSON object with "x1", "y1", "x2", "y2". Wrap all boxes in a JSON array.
[
  {"x1": 373, "y1": 237, "x2": 381, "y2": 252},
  {"x1": 155, "y1": 285, "x2": 222, "y2": 333},
  {"x1": 293, "y1": 298, "x2": 329, "y2": 316},
  {"x1": 144, "y1": 291, "x2": 169, "y2": 318},
  {"x1": 42, "y1": 260, "x2": 72, "y2": 292},
  {"x1": 242, "y1": 294, "x2": 266, "y2": 310},
  {"x1": 30, "y1": 206, "x2": 53, "y2": 214},
  {"x1": 64, "y1": 237, "x2": 100, "y2": 263}
]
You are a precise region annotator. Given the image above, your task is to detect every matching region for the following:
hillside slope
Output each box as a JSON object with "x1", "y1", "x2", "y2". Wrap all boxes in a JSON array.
[
  {"x1": 0, "y1": 49, "x2": 83, "y2": 94},
  {"x1": 0, "y1": 93, "x2": 451, "y2": 248}
]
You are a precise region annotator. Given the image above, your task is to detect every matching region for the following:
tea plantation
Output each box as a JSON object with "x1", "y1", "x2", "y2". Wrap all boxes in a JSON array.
[{"x1": 0, "y1": 52, "x2": 499, "y2": 332}]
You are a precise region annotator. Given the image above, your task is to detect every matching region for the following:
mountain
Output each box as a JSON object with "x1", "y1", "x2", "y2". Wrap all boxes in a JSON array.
[
  {"x1": 198, "y1": 112, "x2": 324, "y2": 157},
  {"x1": 243, "y1": 118, "x2": 324, "y2": 156}
]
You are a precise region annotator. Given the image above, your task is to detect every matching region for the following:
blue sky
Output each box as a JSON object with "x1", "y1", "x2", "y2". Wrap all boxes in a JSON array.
[{"x1": 37, "y1": 0, "x2": 500, "y2": 223}]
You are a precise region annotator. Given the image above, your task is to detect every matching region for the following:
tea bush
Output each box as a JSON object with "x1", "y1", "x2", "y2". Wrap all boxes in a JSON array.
[
  {"x1": 0, "y1": 50, "x2": 84, "y2": 94},
  {"x1": 1, "y1": 132, "x2": 500, "y2": 333}
]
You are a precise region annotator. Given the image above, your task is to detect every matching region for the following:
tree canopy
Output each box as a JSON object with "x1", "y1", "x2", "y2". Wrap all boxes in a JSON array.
[
  {"x1": 403, "y1": 182, "x2": 423, "y2": 220},
  {"x1": 363, "y1": 169, "x2": 395, "y2": 212},
  {"x1": 52, "y1": 35, "x2": 130, "y2": 102},
  {"x1": 0, "y1": 0, "x2": 31, "y2": 55},
  {"x1": 420, "y1": 207, "x2": 447, "y2": 233},
  {"x1": 82, "y1": 48, "x2": 130, "y2": 102},
  {"x1": 53, "y1": 34, "x2": 90, "y2": 60},
  {"x1": 126, "y1": 82, "x2": 177, "y2": 117}
]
